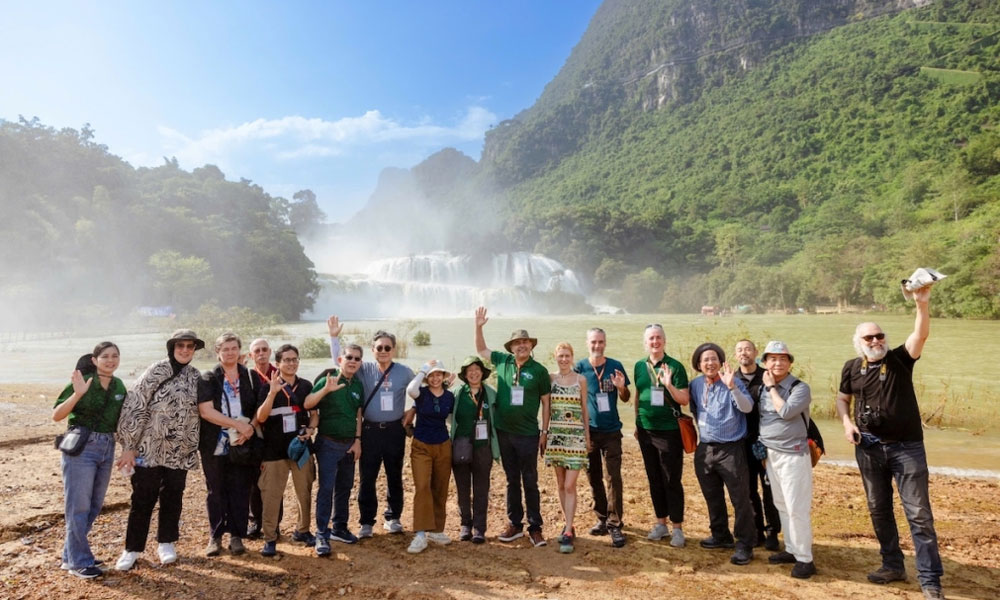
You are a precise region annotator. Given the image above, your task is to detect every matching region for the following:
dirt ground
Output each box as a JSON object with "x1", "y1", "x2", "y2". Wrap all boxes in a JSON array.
[{"x1": 1, "y1": 383, "x2": 997, "y2": 600}]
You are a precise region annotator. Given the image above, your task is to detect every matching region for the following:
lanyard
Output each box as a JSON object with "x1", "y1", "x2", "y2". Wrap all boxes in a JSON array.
[
  {"x1": 279, "y1": 377, "x2": 299, "y2": 403},
  {"x1": 645, "y1": 358, "x2": 663, "y2": 387},
  {"x1": 590, "y1": 359, "x2": 606, "y2": 383},
  {"x1": 255, "y1": 366, "x2": 272, "y2": 383}
]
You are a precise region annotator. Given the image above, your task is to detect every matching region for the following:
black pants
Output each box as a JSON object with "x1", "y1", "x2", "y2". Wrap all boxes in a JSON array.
[
  {"x1": 694, "y1": 441, "x2": 756, "y2": 549},
  {"x1": 359, "y1": 421, "x2": 406, "y2": 525},
  {"x1": 124, "y1": 466, "x2": 188, "y2": 552},
  {"x1": 636, "y1": 427, "x2": 685, "y2": 524},
  {"x1": 452, "y1": 441, "x2": 493, "y2": 533},
  {"x1": 201, "y1": 452, "x2": 254, "y2": 539},
  {"x1": 586, "y1": 429, "x2": 624, "y2": 527},
  {"x1": 497, "y1": 430, "x2": 542, "y2": 532},
  {"x1": 745, "y1": 439, "x2": 780, "y2": 538}
]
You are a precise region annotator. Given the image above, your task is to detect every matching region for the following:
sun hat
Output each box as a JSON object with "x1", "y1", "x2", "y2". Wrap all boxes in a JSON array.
[
  {"x1": 458, "y1": 355, "x2": 492, "y2": 384},
  {"x1": 166, "y1": 329, "x2": 205, "y2": 353},
  {"x1": 761, "y1": 340, "x2": 794, "y2": 363},
  {"x1": 503, "y1": 329, "x2": 538, "y2": 352}
]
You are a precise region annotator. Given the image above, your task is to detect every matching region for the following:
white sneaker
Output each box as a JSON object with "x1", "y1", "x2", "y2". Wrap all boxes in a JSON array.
[
  {"x1": 157, "y1": 543, "x2": 177, "y2": 565},
  {"x1": 647, "y1": 523, "x2": 669, "y2": 541},
  {"x1": 359, "y1": 524, "x2": 374, "y2": 538},
  {"x1": 670, "y1": 528, "x2": 686, "y2": 548},
  {"x1": 383, "y1": 519, "x2": 403, "y2": 534},
  {"x1": 407, "y1": 534, "x2": 428, "y2": 554},
  {"x1": 115, "y1": 550, "x2": 141, "y2": 571},
  {"x1": 427, "y1": 531, "x2": 452, "y2": 546}
]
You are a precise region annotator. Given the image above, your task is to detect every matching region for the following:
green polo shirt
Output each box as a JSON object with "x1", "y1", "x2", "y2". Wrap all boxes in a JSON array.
[
  {"x1": 633, "y1": 355, "x2": 688, "y2": 431},
  {"x1": 454, "y1": 385, "x2": 493, "y2": 448},
  {"x1": 312, "y1": 375, "x2": 364, "y2": 440},
  {"x1": 55, "y1": 375, "x2": 127, "y2": 433},
  {"x1": 490, "y1": 350, "x2": 551, "y2": 436}
]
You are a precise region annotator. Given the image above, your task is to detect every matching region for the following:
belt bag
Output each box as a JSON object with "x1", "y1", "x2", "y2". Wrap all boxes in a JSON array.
[{"x1": 56, "y1": 425, "x2": 91, "y2": 456}]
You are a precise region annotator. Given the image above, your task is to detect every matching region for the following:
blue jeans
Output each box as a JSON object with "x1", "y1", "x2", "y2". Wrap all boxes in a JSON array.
[
  {"x1": 61, "y1": 432, "x2": 115, "y2": 568},
  {"x1": 856, "y1": 440, "x2": 943, "y2": 588},
  {"x1": 315, "y1": 436, "x2": 355, "y2": 536}
]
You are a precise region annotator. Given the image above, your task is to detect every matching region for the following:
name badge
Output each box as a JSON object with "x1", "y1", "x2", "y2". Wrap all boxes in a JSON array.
[
  {"x1": 511, "y1": 386, "x2": 524, "y2": 406},
  {"x1": 650, "y1": 387, "x2": 665, "y2": 407},
  {"x1": 596, "y1": 393, "x2": 610, "y2": 413},
  {"x1": 282, "y1": 414, "x2": 297, "y2": 434},
  {"x1": 475, "y1": 419, "x2": 488, "y2": 440},
  {"x1": 380, "y1": 391, "x2": 393, "y2": 412}
]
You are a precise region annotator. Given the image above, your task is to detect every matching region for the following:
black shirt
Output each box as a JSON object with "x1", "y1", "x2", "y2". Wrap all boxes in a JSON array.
[
  {"x1": 839, "y1": 345, "x2": 922, "y2": 443},
  {"x1": 256, "y1": 376, "x2": 313, "y2": 462},
  {"x1": 736, "y1": 367, "x2": 764, "y2": 439}
]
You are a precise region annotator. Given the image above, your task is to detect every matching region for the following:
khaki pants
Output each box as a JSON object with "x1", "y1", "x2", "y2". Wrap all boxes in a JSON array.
[
  {"x1": 410, "y1": 439, "x2": 451, "y2": 532},
  {"x1": 258, "y1": 458, "x2": 315, "y2": 542}
]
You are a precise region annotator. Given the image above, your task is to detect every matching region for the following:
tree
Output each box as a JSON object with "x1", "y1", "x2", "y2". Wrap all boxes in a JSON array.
[
  {"x1": 148, "y1": 250, "x2": 213, "y2": 310},
  {"x1": 289, "y1": 189, "x2": 325, "y2": 236}
]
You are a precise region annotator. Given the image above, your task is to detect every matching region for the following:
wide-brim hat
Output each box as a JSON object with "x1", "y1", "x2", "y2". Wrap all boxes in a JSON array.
[
  {"x1": 691, "y1": 342, "x2": 726, "y2": 373},
  {"x1": 426, "y1": 363, "x2": 451, "y2": 378},
  {"x1": 166, "y1": 329, "x2": 206, "y2": 353},
  {"x1": 503, "y1": 329, "x2": 538, "y2": 352},
  {"x1": 761, "y1": 340, "x2": 794, "y2": 363},
  {"x1": 458, "y1": 355, "x2": 492, "y2": 383}
]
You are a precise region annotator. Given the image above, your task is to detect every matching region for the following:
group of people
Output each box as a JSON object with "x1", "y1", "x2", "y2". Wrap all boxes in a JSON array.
[{"x1": 53, "y1": 288, "x2": 945, "y2": 599}]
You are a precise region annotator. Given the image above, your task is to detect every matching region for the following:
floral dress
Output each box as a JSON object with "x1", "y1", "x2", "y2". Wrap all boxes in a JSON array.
[{"x1": 544, "y1": 380, "x2": 588, "y2": 470}]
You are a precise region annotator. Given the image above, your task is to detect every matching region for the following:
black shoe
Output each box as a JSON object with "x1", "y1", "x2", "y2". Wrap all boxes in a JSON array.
[
  {"x1": 291, "y1": 530, "x2": 316, "y2": 546},
  {"x1": 330, "y1": 528, "x2": 358, "y2": 544},
  {"x1": 867, "y1": 566, "x2": 907, "y2": 584},
  {"x1": 247, "y1": 522, "x2": 262, "y2": 540},
  {"x1": 730, "y1": 546, "x2": 753, "y2": 565},
  {"x1": 471, "y1": 530, "x2": 486, "y2": 545},
  {"x1": 699, "y1": 536, "x2": 735, "y2": 549},
  {"x1": 609, "y1": 526, "x2": 626, "y2": 548},
  {"x1": 790, "y1": 561, "x2": 816, "y2": 579},
  {"x1": 589, "y1": 521, "x2": 608, "y2": 536},
  {"x1": 764, "y1": 530, "x2": 780, "y2": 551},
  {"x1": 260, "y1": 541, "x2": 277, "y2": 557},
  {"x1": 768, "y1": 551, "x2": 796, "y2": 564}
]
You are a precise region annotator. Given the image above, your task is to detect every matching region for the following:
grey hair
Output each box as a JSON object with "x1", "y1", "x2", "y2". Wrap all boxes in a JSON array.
[
  {"x1": 341, "y1": 343, "x2": 364, "y2": 358},
  {"x1": 852, "y1": 322, "x2": 888, "y2": 360},
  {"x1": 214, "y1": 332, "x2": 242, "y2": 352},
  {"x1": 587, "y1": 327, "x2": 606, "y2": 337}
]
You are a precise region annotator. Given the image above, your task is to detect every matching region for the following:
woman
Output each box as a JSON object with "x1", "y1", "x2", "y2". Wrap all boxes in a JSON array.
[
  {"x1": 633, "y1": 324, "x2": 690, "y2": 548},
  {"x1": 53, "y1": 342, "x2": 127, "y2": 579},
  {"x1": 114, "y1": 329, "x2": 205, "y2": 571},
  {"x1": 544, "y1": 343, "x2": 590, "y2": 553},
  {"x1": 196, "y1": 333, "x2": 257, "y2": 557},
  {"x1": 449, "y1": 356, "x2": 500, "y2": 544},
  {"x1": 255, "y1": 344, "x2": 317, "y2": 557},
  {"x1": 404, "y1": 360, "x2": 455, "y2": 554}
]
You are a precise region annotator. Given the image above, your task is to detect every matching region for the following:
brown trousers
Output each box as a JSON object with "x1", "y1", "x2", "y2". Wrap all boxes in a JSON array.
[
  {"x1": 258, "y1": 458, "x2": 315, "y2": 542},
  {"x1": 410, "y1": 438, "x2": 451, "y2": 532}
]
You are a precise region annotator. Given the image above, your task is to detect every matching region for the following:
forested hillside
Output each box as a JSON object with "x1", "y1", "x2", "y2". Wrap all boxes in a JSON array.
[{"x1": 0, "y1": 118, "x2": 319, "y2": 328}]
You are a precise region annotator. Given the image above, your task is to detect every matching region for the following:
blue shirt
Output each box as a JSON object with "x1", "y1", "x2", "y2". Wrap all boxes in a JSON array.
[
  {"x1": 413, "y1": 387, "x2": 454, "y2": 445},
  {"x1": 689, "y1": 375, "x2": 752, "y2": 443},
  {"x1": 574, "y1": 357, "x2": 630, "y2": 432},
  {"x1": 329, "y1": 336, "x2": 415, "y2": 422}
]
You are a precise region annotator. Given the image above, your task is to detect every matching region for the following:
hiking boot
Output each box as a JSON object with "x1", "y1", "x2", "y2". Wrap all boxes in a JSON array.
[
  {"x1": 497, "y1": 524, "x2": 524, "y2": 542},
  {"x1": 764, "y1": 530, "x2": 780, "y2": 551},
  {"x1": 205, "y1": 537, "x2": 222, "y2": 557},
  {"x1": 529, "y1": 530, "x2": 547, "y2": 547},
  {"x1": 589, "y1": 521, "x2": 608, "y2": 536},
  {"x1": 229, "y1": 537, "x2": 245, "y2": 556},
  {"x1": 790, "y1": 561, "x2": 816, "y2": 579},
  {"x1": 768, "y1": 551, "x2": 796, "y2": 564},
  {"x1": 609, "y1": 525, "x2": 626, "y2": 548},
  {"x1": 459, "y1": 525, "x2": 472, "y2": 542},
  {"x1": 730, "y1": 545, "x2": 753, "y2": 565},
  {"x1": 867, "y1": 566, "x2": 907, "y2": 584},
  {"x1": 700, "y1": 536, "x2": 735, "y2": 549},
  {"x1": 292, "y1": 530, "x2": 316, "y2": 546}
]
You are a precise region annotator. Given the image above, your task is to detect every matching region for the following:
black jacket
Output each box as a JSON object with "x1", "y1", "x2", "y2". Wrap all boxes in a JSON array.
[{"x1": 197, "y1": 363, "x2": 257, "y2": 453}]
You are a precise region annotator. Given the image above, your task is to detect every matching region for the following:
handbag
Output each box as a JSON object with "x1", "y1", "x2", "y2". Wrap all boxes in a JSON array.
[
  {"x1": 676, "y1": 413, "x2": 698, "y2": 454},
  {"x1": 801, "y1": 413, "x2": 824, "y2": 468},
  {"x1": 228, "y1": 434, "x2": 264, "y2": 465},
  {"x1": 452, "y1": 436, "x2": 473, "y2": 465},
  {"x1": 56, "y1": 425, "x2": 91, "y2": 456}
]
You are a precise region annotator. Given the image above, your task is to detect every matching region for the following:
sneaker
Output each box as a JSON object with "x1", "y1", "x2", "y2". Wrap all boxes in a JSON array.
[
  {"x1": 359, "y1": 524, "x2": 374, "y2": 539},
  {"x1": 790, "y1": 561, "x2": 816, "y2": 579},
  {"x1": 407, "y1": 534, "x2": 428, "y2": 554},
  {"x1": 291, "y1": 530, "x2": 316, "y2": 546},
  {"x1": 764, "y1": 530, "x2": 780, "y2": 551},
  {"x1": 260, "y1": 541, "x2": 277, "y2": 557},
  {"x1": 247, "y1": 521, "x2": 262, "y2": 540},
  {"x1": 558, "y1": 528, "x2": 574, "y2": 554},
  {"x1": 115, "y1": 551, "x2": 141, "y2": 571},
  {"x1": 229, "y1": 537, "x2": 245, "y2": 556},
  {"x1": 61, "y1": 559, "x2": 105, "y2": 571},
  {"x1": 471, "y1": 530, "x2": 486, "y2": 544},
  {"x1": 647, "y1": 523, "x2": 669, "y2": 541},
  {"x1": 68, "y1": 565, "x2": 103, "y2": 579},
  {"x1": 330, "y1": 528, "x2": 358, "y2": 544},
  {"x1": 427, "y1": 532, "x2": 452, "y2": 545},
  {"x1": 669, "y1": 528, "x2": 686, "y2": 548},
  {"x1": 730, "y1": 545, "x2": 753, "y2": 565},
  {"x1": 383, "y1": 519, "x2": 404, "y2": 534},
  {"x1": 205, "y1": 537, "x2": 222, "y2": 557},
  {"x1": 609, "y1": 525, "x2": 626, "y2": 548},
  {"x1": 157, "y1": 543, "x2": 177, "y2": 565},
  {"x1": 315, "y1": 535, "x2": 331, "y2": 557},
  {"x1": 529, "y1": 530, "x2": 547, "y2": 547},
  {"x1": 922, "y1": 586, "x2": 945, "y2": 600},
  {"x1": 459, "y1": 525, "x2": 472, "y2": 542},
  {"x1": 497, "y1": 524, "x2": 524, "y2": 542},
  {"x1": 769, "y1": 551, "x2": 797, "y2": 564},
  {"x1": 589, "y1": 521, "x2": 608, "y2": 536},
  {"x1": 867, "y1": 566, "x2": 907, "y2": 584},
  {"x1": 700, "y1": 536, "x2": 736, "y2": 549}
]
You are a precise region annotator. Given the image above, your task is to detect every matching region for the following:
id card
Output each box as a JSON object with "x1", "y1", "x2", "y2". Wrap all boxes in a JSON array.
[
  {"x1": 380, "y1": 391, "x2": 394, "y2": 412},
  {"x1": 511, "y1": 386, "x2": 524, "y2": 406},
  {"x1": 475, "y1": 419, "x2": 488, "y2": 440},
  {"x1": 650, "y1": 387, "x2": 665, "y2": 407},
  {"x1": 596, "y1": 393, "x2": 610, "y2": 413},
  {"x1": 282, "y1": 414, "x2": 297, "y2": 433}
]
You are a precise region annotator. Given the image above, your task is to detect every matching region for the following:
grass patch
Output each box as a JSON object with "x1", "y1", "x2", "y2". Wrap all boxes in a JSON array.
[{"x1": 919, "y1": 66, "x2": 981, "y2": 85}]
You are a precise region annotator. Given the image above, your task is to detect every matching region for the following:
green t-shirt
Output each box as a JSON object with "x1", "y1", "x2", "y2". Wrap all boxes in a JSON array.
[
  {"x1": 633, "y1": 355, "x2": 688, "y2": 431},
  {"x1": 490, "y1": 350, "x2": 550, "y2": 436},
  {"x1": 55, "y1": 375, "x2": 127, "y2": 433},
  {"x1": 454, "y1": 385, "x2": 492, "y2": 448},
  {"x1": 312, "y1": 375, "x2": 364, "y2": 440}
]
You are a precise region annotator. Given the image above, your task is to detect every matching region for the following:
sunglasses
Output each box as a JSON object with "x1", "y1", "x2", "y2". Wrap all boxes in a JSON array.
[
  {"x1": 374, "y1": 345, "x2": 393, "y2": 352},
  {"x1": 644, "y1": 323, "x2": 663, "y2": 330},
  {"x1": 174, "y1": 341, "x2": 197, "y2": 350},
  {"x1": 861, "y1": 333, "x2": 886, "y2": 342},
  {"x1": 343, "y1": 355, "x2": 362, "y2": 362}
]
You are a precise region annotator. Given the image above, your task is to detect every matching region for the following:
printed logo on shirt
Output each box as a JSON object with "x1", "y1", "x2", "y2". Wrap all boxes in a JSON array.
[
  {"x1": 351, "y1": 391, "x2": 361, "y2": 399},
  {"x1": 521, "y1": 372, "x2": 534, "y2": 380},
  {"x1": 115, "y1": 394, "x2": 125, "y2": 401}
]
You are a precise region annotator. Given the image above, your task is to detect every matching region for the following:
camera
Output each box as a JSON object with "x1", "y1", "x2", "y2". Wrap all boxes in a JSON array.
[{"x1": 859, "y1": 405, "x2": 882, "y2": 428}]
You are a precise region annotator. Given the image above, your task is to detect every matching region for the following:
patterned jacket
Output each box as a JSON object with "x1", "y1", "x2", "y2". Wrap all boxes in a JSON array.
[{"x1": 117, "y1": 358, "x2": 202, "y2": 470}]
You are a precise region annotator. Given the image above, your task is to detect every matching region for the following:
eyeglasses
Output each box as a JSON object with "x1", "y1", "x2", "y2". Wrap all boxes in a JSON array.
[
  {"x1": 251, "y1": 347, "x2": 270, "y2": 353},
  {"x1": 280, "y1": 357, "x2": 299, "y2": 364},
  {"x1": 343, "y1": 355, "x2": 362, "y2": 362},
  {"x1": 174, "y1": 341, "x2": 196, "y2": 350},
  {"x1": 374, "y1": 345, "x2": 393, "y2": 352},
  {"x1": 861, "y1": 333, "x2": 886, "y2": 342}
]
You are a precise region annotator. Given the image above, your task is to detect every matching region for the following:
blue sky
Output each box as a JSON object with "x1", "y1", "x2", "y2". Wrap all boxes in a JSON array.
[{"x1": 1, "y1": 0, "x2": 601, "y2": 219}]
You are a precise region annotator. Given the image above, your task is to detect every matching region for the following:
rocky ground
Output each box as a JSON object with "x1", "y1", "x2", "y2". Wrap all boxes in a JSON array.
[{"x1": 1, "y1": 384, "x2": 997, "y2": 600}]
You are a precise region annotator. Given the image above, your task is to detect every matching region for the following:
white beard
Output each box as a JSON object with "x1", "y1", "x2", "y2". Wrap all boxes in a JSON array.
[{"x1": 861, "y1": 344, "x2": 888, "y2": 361}]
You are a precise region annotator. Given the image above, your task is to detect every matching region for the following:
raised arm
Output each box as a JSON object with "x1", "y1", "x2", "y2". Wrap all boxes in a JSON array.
[
  {"x1": 904, "y1": 286, "x2": 931, "y2": 359},
  {"x1": 53, "y1": 370, "x2": 92, "y2": 422},
  {"x1": 327, "y1": 315, "x2": 343, "y2": 360},
  {"x1": 474, "y1": 306, "x2": 491, "y2": 360}
]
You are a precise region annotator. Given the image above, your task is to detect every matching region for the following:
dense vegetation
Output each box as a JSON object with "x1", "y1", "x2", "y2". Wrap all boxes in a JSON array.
[{"x1": 0, "y1": 118, "x2": 320, "y2": 328}]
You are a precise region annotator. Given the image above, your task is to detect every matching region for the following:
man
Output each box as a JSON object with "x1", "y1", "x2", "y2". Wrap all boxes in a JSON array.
[
  {"x1": 733, "y1": 339, "x2": 781, "y2": 551},
  {"x1": 328, "y1": 316, "x2": 414, "y2": 539},
  {"x1": 474, "y1": 306, "x2": 551, "y2": 546},
  {"x1": 688, "y1": 343, "x2": 756, "y2": 566},
  {"x1": 574, "y1": 327, "x2": 630, "y2": 548},
  {"x1": 757, "y1": 341, "x2": 815, "y2": 579},
  {"x1": 835, "y1": 286, "x2": 944, "y2": 600},
  {"x1": 246, "y1": 338, "x2": 281, "y2": 541}
]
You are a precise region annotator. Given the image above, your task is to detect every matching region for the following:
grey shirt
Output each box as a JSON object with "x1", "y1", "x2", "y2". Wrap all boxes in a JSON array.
[
  {"x1": 330, "y1": 336, "x2": 415, "y2": 422},
  {"x1": 757, "y1": 374, "x2": 811, "y2": 454}
]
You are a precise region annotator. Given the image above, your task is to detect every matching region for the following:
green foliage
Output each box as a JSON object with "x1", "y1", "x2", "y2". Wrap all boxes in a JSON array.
[
  {"x1": 412, "y1": 330, "x2": 432, "y2": 346},
  {"x1": 182, "y1": 302, "x2": 284, "y2": 350},
  {"x1": 299, "y1": 336, "x2": 333, "y2": 359}
]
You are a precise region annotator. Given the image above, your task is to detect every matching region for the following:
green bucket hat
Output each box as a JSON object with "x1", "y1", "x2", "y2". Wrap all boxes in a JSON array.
[{"x1": 458, "y1": 355, "x2": 492, "y2": 384}]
